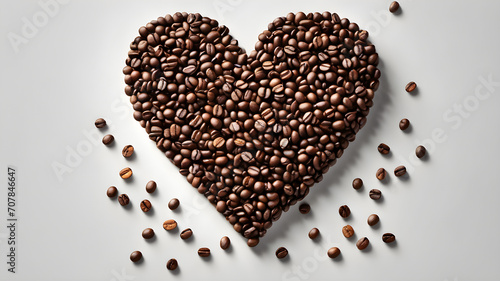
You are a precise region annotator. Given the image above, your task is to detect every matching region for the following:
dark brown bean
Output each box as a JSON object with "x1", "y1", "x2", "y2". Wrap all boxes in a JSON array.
[
  {"x1": 308, "y1": 228, "x2": 320, "y2": 239},
  {"x1": 95, "y1": 118, "x2": 106, "y2": 128},
  {"x1": 140, "y1": 199, "x2": 152, "y2": 212},
  {"x1": 367, "y1": 214, "x2": 380, "y2": 226},
  {"x1": 168, "y1": 198, "x2": 180, "y2": 210},
  {"x1": 416, "y1": 145, "x2": 426, "y2": 158},
  {"x1": 180, "y1": 228, "x2": 193, "y2": 240},
  {"x1": 122, "y1": 145, "x2": 134, "y2": 158},
  {"x1": 399, "y1": 118, "x2": 410, "y2": 130},
  {"x1": 107, "y1": 186, "x2": 118, "y2": 198},
  {"x1": 118, "y1": 194, "x2": 130, "y2": 206},
  {"x1": 394, "y1": 165, "x2": 407, "y2": 177},
  {"x1": 130, "y1": 251, "x2": 142, "y2": 262},
  {"x1": 339, "y1": 205, "x2": 351, "y2": 218},
  {"x1": 389, "y1": 1, "x2": 400, "y2": 13},
  {"x1": 342, "y1": 225, "x2": 354, "y2": 238},
  {"x1": 102, "y1": 134, "x2": 114, "y2": 145},
  {"x1": 198, "y1": 247, "x2": 210, "y2": 257},
  {"x1": 220, "y1": 236, "x2": 231, "y2": 250},
  {"x1": 352, "y1": 178, "x2": 363, "y2": 189},
  {"x1": 119, "y1": 167, "x2": 133, "y2": 179},
  {"x1": 299, "y1": 203, "x2": 310, "y2": 214},
  {"x1": 166, "y1": 258, "x2": 178, "y2": 270},
  {"x1": 382, "y1": 233, "x2": 396, "y2": 243},
  {"x1": 376, "y1": 168, "x2": 387, "y2": 180},
  {"x1": 142, "y1": 228, "x2": 155, "y2": 239},
  {"x1": 369, "y1": 189, "x2": 382, "y2": 200},
  {"x1": 378, "y1": 143, "x2": 390, "y2": 155},
  {"x1": 275, "y1": 247, "x2": 288, "y2": 259},
  {"x1": 356, "y1": 237, "x2": 370, "y2": 250},
  {"x1": 146, "y1": 180, "x2": 156, "y2": 193},
  {"x1": 405, "y1": 81, "x2": 417, "y2": 92},
  {"x1": 327, "y1": 247, "x2": 341, "y2": 258}
]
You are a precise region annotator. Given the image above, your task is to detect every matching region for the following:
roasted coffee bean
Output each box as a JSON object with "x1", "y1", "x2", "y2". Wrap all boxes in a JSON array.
[
  {"x1": 122, "y1": 145, "x2": 134, "y2": 158},
  {"x1": 352, "y1": 178, "x2": 363, "y2": 190},
  {"x1": 166, "y1": 258, "x2": 178, "y2": 270},
  {"x1": 102, "y1": 134, "x2": 114, "y2": 145},
  {"x1": 146, "y1": 180, "x2": 156, "y2": 193},
  {"x1": 120, "y1": 167, "x2": 133, "y2": 179},
  {"x1": 356, "y1": 237, "x2": 370, "y2": 250},
  {"x1": 389, "y1": 1, "x2": 400, "y2": 13},
  {"x1": 378, "y1": 143, "x2": 390, "y2": 155},
  {"x1": 376, "y1": 168, "x2": 387, "y2": 180},
  {"x1": 382, "y1": 233, "x2": 396, "y2": 243},
  {"x1": 342, "y1": 225, "x2": 354, "y2": 238},
  {"x1": 95, "y1": 118, "x2": 106, "y2": 128},
  {"x1": 163, "y1": 219, "x2": 177, "y2": 231},
  {"x1": 394, "y1": 165, "x2": 407, "y2": 177},
  {"x1": 118, "y1": 194, "x2": 130, "y2": 206},
  {"x1": 107, "y1": 186, "x2": 118, "y2": 198},
  {"x1": 308, "y1": 228, "x2": 320, "y2": 239},
  {"x1": 405, "y1": 81, "x2": 417, "y2": 92},
  {"x1": 275, "y1": 247, "x2": 288, "y2": 259},
  {"x1": 130, "y1": 251, "x2": 142, "y2": 262},
  {"x1": 369, "y1": 189, "x2": 382, "y2": 200},
  {"x1": 220, "y1": 236, "x2": 231, "y2": 250},
  {"x1": 299, "y1": 203, "x2": 311, "y2": 214},
  {"x1": 416, "y1": 145, "x2": 426, "y2": 158},
  {"x1": 198, "y1": 247, "x2": 210, "y2": 257},
  {"x1": 142, "y1": 228, "x2": 155, "y2": 239},
  {"x1": 168, "y1": 198, "x2": 180, "y2": 210},
  {"x1": 339, "y1": 205, "x2": 351, "y2": 218},
  {"x1": 399, "y1": 118, "x2": 410, "y2": 131},
  {"x1": 140, "y1": 199, "x2": 152, "y2": 212},
  {"x1": 180, "y1": 228, "x2": 193, "y2": 240},
  {"x1": 247, "y1": 238, "x2": 259, "y2": 247},
  {"x1": 327, "y1": 247, "x2": 341, "y2": 259},
  {"x1": 367, "y1": 214, "x2": 380, "y2": 226}
]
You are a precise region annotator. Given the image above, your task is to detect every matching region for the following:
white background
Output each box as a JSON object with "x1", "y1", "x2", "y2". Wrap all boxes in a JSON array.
[{"x1": 1, "y1": 0, "x2": 500, "y2": 280}]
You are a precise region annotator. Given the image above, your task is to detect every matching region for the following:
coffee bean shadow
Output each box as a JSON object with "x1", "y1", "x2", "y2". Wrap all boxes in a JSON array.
[
  {"x1": 381, "y1": 151, "x2": 393, "y2": 159},
  {"x1": 105, "y1": 141, "x2": 117, "y2": 148},
  {"x1": 343, "y1": 213, "x2": 354, "y2": 222},
  {"x1": 347, "y1": 233, "x2": 358, "y2": 242},
  {"x1": 386, "y1": 240, "x2": 398, "y2": 249},
  {"x1": 397, "y1": 173, "x2": 410, "y2": 182},
  {"x1": 311, "y1": 235, "x2": 322, "y2": 244},
  {"x1": 279, "y1": 255, "x2": 291, "y2": 263},
  {"x1": 224, "y1": 246, "x2": 234, "y2": 254},
  {"x1": 125, "y1": 152, "x2": 137, "y2": 161},
  {"x1": 98, "y1": 126, "x2": 109, "y2": 133},
  {"x1": 133, "y1": 257, "x2": 145, "y2": 266},
  {"x1": 402, "y1": 125, "x2": 413, "y2": 134},
  {"x1": 420, "y1": 153, "x2": 430, "y2": 162},
  {"x1": 360, "y1": 243, "x2": 373, "y2": 253},
  {"x1": 393, "y1": 7, "x2": 403, "y2": 16},
  {"x1": 373, "y1": 196, "x2": 384, "y2": 204},
  {"x1": 144, "y1": 208, "x2": 155, "y2": 217},
  {"x1": 170, "y1": 267, "x2": 181, "y2": 275},
  {"x1": 124, "y1": 177, "x2": 135, "y2": 184},
  {"x1": 331, "y1": 253, "x2": 344, "y2": 263},
  {"x1": 183, "y1": 236, "x2": 195, "y2": 244},
  {"x1": 149, "y1": 190, "x2": 159, "y2": 197},
  {"x1": 167, "y1": 227, "x2": 180, "y2": 236},
  {"x1": 380, "y1": 175, "x2": 392, "y2": 186},
  {"x1": 172, "y1": 206, "x2": 181, "y2": 214},
  {"x1": 145, "y1": 236, "x2": 157, "y2": 243},
  {"x1": 370, "y1": 221, "x2": 382, "y2": 230},
  {"x1": 123, "y1": 202, "x2": 133, "y2": 211},
  {"x1": 199, "y1": 255, "x2": 213, "y2": 263},
  {"x1": 409, "y1": 87, "x2": 419, "y2": 96}
]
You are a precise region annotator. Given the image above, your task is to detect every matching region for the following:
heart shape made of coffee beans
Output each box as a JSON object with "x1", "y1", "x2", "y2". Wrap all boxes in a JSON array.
[{"x1": 123, "y1": 12, "x2": 380, "y2": 246}]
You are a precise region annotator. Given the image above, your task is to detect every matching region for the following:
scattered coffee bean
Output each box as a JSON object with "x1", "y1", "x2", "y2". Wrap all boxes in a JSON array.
[
  {"x1": 378, "y1": 143, "x2": 390, "y2": 155},
  {"x1": 275, "y1": 247, "x2": 288, "y2": 259},
  {"x1": 327, "y1": 247, "x2": 341, "y2": 259},
  {"x1": 163, "y1": 219, "x2": 177, "y2": 231},
  {"x1": 389, "y1": 1, "x2": 400, "y2": 13},
  {"x1": 119, "y1": 167, "x2": 133, "y2": 179},
  {"x1": 180, "y1": 228, "x2": 193, "y2": 240},
  {"x1": 369, "y1": 189, "x2": 382, "y2": 200},
  {"x1": 382, "y1": 233, "x2": 396, "y2": 243},
  {"x1": 220, "y1": 236, "x2": 231, "y2": 250},
  {"x1": 416, "y1": 145, "x2": 426, "y2": 158},
  {"x1": 198, "y1": 247, "x2": 210, "y2": 257},
  {"x1": 339, "y1": 205, "x2": 351, "y2": 218},
  {"x1": 356, "y1": 237, "x2": 370, "y2": 250},
  {"x1": 342, "y1": 225, "x2": 354, "y2": 238},
  {"x1": 247, "y1": 238, "x2": 259, "y2": 247},
  {"x1": 166, "y1": 258, "x2": 178, "y2": 270},
  {"x1": 376, "y1": 168, "x2": 387, "y2": 180},
  {"x1": 107, "y1": 186, "x2": 118, "y2": 198},
  {"x1": 352, "y1": 178, "x2": 363, "y2": 190},
  {"x1": 142, "y1": 228, "x2": 155, "y2": 239},
  {"x1": 394, "y1": 165, "x2": 407, "y2": 177},
  {"x1": 145, "y1": 180, "x2": 156, "y2": 193},
  {"x1": 130, "y1": 251, "x2": 142, "y2": 262},
  {"x1": 95, "y1": 118, "x2": 106, "y2": 128},
  {"x1": 122, "y1": 145, "x2": 134, "y2": 158},
  {"x1": 405, "y1": 81, "x2": 417, "y2": 92},
  {"x1": 367, "y1": 214, "x2": 380, "y2": 226},
  {"x1": 102, "y1": 134, "x2": 114, "y2": 145},
  {"x1": 168, "y1": 198, "x2": 180, "y2": 210},
  {"x1": 299, "y1": 203, "x2": 311, "y2": 214},
  {"x1": 308, "y1": 228, "x2": 320, "y2": 239},
  {"x1": 118, "y1": 194, "x2": 130, "y2": 206},
  {"x1": 399, "y1": 118, "x2": 410, "y2": 130},
  {"x1": 140, "y1": 199, "x2": 152, "y2": 212}
]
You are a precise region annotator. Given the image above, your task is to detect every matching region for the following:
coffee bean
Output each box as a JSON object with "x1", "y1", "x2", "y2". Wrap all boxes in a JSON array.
[
  {"x1": 327, "y1": 247, "x2": 341, "y2": 259},
  {"x1": 367, "y1": 214, "x2": 380, "y2": 226},
  {"x1": 352, "y1": 178, "x2": 363, "y2": 190},
  {"x1": 180, "y1": 228, "x2": 193, "y2": 240},
  {"x1": 118, "y1": 194, "x2": 130, "y2": 206},
  {"x1": 405, "y1": 81, "x2": 417, "y2": 92},
  {"x1": 382, "y1": 233, "x2": 396, "y2": 243},
  {"x1": 140, "y1": 199, "x2": 152, "y2": 212},
  {"x1": 102, "y1": 134, "x2": 114, "y2": 145},
  {"x1": 308, "y1": 228, "x2": 320, "y2": 239},
  {"x1": 142, "y1": 228, "x2": 155, "y2": 239},
  {"x1": 399, "y1": 118, "x2": 410, "y2": 131},
  {"x1": 369, "y1": 189, "x2": 382, "y2": 200},
  {"x1": 339, "y1": 205, "x2": 351, "y2": 218},
  {"x1": 299, "y1": 203, "x2": 311, "y2": 214},
  {"x1": 198, "y1": 247, "x2": 210, "y2": 257},
  {"x1": 163, "y1": 219, "x2": 177, "y2": 231},
  {"x1": 213, "y1": 137, "x2": 225, "y2": 148},
  {"x1": 275, "y1": 247, "x2": 288, "y2": 259},
  {"x1": 146, "y1": 180, "x2": 156, "y2": 193},
  {"x1": 122, "y1": 145, "x2": 134, "y2": 158},
  {"x1": 220, "y1": 236, "x2": 231, "y2": 250},
  {"x1": 416, "y1": 145, "x2": 426, "y2": 158},
  {"x1": 168, "y1": 198, "x2": 180, "y2": 210},
  {"x1": 376, "y1": 168, "x2": 387, "y2": 180},
  {"x1": 119, "y1": 167, "x2": 133, "y2": 179},
  {"x1": 130, "y1": 251, "x2": 142, "y2": 262},
  {"x1": 247, "y1": 238, "x2": 259, "y2": 247},
  {"x1": 166, "y1": 258, "x2": 178, "y2": 270},
  {"x1": 107, "y1": 186, "x2": 118, "y2": 198},
  {"x1": 394, "y1": 165, "x2": 407, "y2": 177},
  {"x1": 389, "y1": 1, "x2": 400, "y2": 13},
  {"x1": 95, "y1": 118, "x2": 106, "y2": 128},
  {"x1": 356, "y1": 237, "x2": 370, "y2": 250},
  {"x1": 342, "y1": 225, "x2": 354, "y2": 238},
  {"x1": 377, "y1": 143, "x2": 390, "y2": 155}
]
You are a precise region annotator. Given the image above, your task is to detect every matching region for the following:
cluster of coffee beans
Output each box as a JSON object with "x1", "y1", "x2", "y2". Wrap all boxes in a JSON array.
[{"x1": 123, "y1": 11, "x2": 380, "y2": 245}]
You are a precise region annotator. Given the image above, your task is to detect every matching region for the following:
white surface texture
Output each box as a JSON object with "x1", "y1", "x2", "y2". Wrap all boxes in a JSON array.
[{"x1": 1, "y1": 0, "x2": 500, "y2": 280}]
